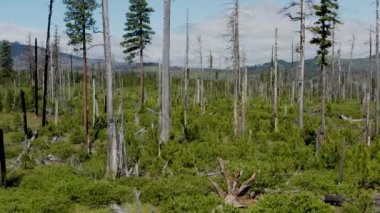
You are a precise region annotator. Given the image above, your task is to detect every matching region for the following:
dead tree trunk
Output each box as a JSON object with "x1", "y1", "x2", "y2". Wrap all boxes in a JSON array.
[
  {"x1": 241, "y1": 68, "x2": 247, "y2": 136},
  {"x1": 117, "y1": 100, "x2": 127, "y2": 177},
  {"x1": 34, "y1": 38, "x2": 38, "y2": 117},
  {"x1": 232, "y1": 0, "x2": 240, "y2": 141},
  {"x1": 348, "y1": 34, "x2": 355, "y2": 101},
  {"x1": 317, "y1": 63, "x2": 326, "y2": 154},
  {"x1": 160, "y1": 0, "x2": 171, "y2": 144},
  {"x1": 42, "y1": 0, "x2": 54, "y2": 127},
  {"x1": 338, "y1": 139, "x2": 345, "y2": 185},
  {"x1": 184, "y1": 9, "x2": 190, "y2": 134},
  {"x1": 376, "y1": 0, "x2": 380, "y2": 134},
  {"x1": 366, "y1": 87, "x2": 371, "y2": 146},
  {"x1": 209, "y1": 159, "x2": 256, "y2": 208},
  {"x1": 21, "y1": 90, "x2": 28, "y2": 139},
  {"x1": 273, "y1": 28, "x2": 279, "y2": 133},
  {"x1": 298, "y1": 0, "x2": 305, "y2": 129},
  {"x1": 337, "y1": 46, "x2": 342, "y2": 101},
  {"x1": 0, "y1": 129, "x2": 6, "y2": 187},
  {"x1": 102, "y1": 0, "x2": 118, "y2": 178}
]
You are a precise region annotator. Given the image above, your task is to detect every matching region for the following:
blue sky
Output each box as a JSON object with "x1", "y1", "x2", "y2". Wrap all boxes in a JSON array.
[{"x1": 0, "y1": 0, "x2": 377, "y2": 65}]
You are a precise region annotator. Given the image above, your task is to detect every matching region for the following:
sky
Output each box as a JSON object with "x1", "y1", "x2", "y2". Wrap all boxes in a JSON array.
[{"x1": 0, "y1": 0, "x2": 377, "y2": 67}]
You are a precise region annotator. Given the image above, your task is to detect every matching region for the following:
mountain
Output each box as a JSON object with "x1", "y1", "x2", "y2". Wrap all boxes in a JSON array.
[
  {"x1": 1, "y1": 41, "x2": 374, "y2": 75},
  {"x1": 247, "y1": 57, "x2": 373, "y2": 78}
]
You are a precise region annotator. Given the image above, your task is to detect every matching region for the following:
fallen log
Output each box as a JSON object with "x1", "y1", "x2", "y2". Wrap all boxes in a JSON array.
[
  {"x1": 338, "y1": 113, "x2": 365, "y2": 123},
  {"x1": 323, "y1": 194, "x2": 344, "y2": 206}
]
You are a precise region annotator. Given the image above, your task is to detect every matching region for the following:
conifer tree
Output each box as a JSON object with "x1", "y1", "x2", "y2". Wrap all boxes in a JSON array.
[
  {"x1": 121, "y1": 0, "x2": 154, "y2": 107},
  {"x1": 310, "y1": 0, "x2": 340, "y2": 152},
  {"x1": 63, "y1": 0, "x2": 99, "y2": 152},
  {"x1": 0, "y1": 40, "x2": 13, "y2": 80}
]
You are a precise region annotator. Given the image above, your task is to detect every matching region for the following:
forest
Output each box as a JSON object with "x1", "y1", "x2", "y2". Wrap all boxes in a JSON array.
[{"x1": 0, "y1": 0, "x2": 379, "y2": 212}]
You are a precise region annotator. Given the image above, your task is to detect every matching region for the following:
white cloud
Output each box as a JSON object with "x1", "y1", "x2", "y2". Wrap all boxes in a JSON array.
[{"x1": 0, "y1": 1, "x2": 374, "y2": 68}]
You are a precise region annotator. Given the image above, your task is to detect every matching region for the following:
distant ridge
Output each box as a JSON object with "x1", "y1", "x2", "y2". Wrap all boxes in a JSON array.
[{"x1": 1, "y1": 41, "x2": 374, "y2": 74}]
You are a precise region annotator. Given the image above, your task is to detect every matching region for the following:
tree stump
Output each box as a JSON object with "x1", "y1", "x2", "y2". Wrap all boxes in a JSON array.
[{"x1": 209, "y1": 158, "x2": 257, "y2": 208}]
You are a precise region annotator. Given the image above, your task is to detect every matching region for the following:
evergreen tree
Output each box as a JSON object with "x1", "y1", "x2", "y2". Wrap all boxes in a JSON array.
[
  {"x1": 63, "y1": 0, "x2": 98, "y2": 52},
  {"x1": 63, "y1": 0, "x2": 99, "y2": 153},
  {"x1": 310, "y1": 0, "x2": 340, "y2": 152},
  {"x1": 121, "y1": 0, "x2": 154, "y2": 106},
  {"x1": 0, "y1": 40, "x2": 13, "y2": 80}
]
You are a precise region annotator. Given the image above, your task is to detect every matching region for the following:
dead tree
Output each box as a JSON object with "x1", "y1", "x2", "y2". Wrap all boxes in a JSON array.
[
  {"x1": 230, "y1": 0, "x2": 241, "y2": 141},
  {"x1": 34, "y1": 38, "x2": 39, "y2": 117},
  {"x1": 366, "y1": 88, "x2": 371, "y2": 146},
  {"x1": 348, "y1": 34, "x2": 355, "y2": 100},
  {"x1": 160, "y1": 0, "x2": 171, "y2": 144},
  {"x1": 273, "y1": 28, "x2": 279, "y2": 133},
  {"x1": 20, "y1": 90, "x2": 28, "y2": 138},
  {"x1": 102, "y1": 0, "x2": 118, "y2": 178},
  {"x1": 281, "y1": 0, "x2": 306, "y2": 128},
  {"x1": 209, "y1": 159, "x2": 257, "y2": 208},
  {"x1": 376, "y1": 0, "x2": 380, "y2": 134},
  {"x1": 184, "y1": 9, "x2": 190, "y2": 134},
  {"x1": 42, "y1": 0, "x2": 54, "y2": 127},
  {"x1": 241, "y1": 68, "x2": 247, "y2": 136},
  {"x1": 338, "y1": 139, "x2": 345, "y2": 185}
]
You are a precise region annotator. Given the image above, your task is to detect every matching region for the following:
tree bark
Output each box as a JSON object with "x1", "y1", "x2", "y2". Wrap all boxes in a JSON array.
[
  {"x1": 42, "y1": 0, "x2": 54, "y2": 127},
  {"x1": 348, "y1": 34, "x2": 355, "y2": 100},
  {"x1": 34, "y1": 38, "x2": 38, "y2": 117},
  {"x1": 184, "y1": 9, "x2": 189, "y2": 134},
  {"x1": 160, "y1": 0, "x2": 171, "y2": 144},
  {"x1": 366, "y1": 87, "x2": 371, "y2": 146},
  {"x1": 317, "y1": 64, "x2": 326, "y2": 154},
  {"x1": 273, "y1": 28, "x2": 279, "y2": 133},
  {"x1": 297, "y1": 0, "x2": 305, "y2": 129},
  {"x1": 233, "y1": 0, "x2": 240, "y2": 141},
  {"x1": 20, "y1": 90, "x2": 28, "y2": 138},
  {"x1": 102, "y1": 0, "x2": 118, "y2": 178},
  {"x1": 376, "y1": 0, "x2": 380, "y2": 134}
]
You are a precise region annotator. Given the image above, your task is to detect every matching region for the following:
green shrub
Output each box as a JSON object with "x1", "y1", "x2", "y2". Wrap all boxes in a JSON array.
[{"x1": 250, "y1": 192, "x2": 333, "y2": 213}]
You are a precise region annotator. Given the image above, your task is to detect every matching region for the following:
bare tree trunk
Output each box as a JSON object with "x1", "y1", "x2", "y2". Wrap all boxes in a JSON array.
[
  {"x1": 348, "y1": 34, "x2": 355, "y2": 101},
  {"x1": 370, "y1": 26, "x2": 373, "y2": 99},
  {"x1": 197, "y1": 35, "x2": 203, "y2": 106},
  {"x1": 338, "y1": 139, "x2": 345, "y2": 185},
  {"x1": 331, "y1": 23, "x2": 336, "y2": 101},
  {"x1": 160, "y1": 0, "x2": 171, "y2": 144},
  {"x1": 273, "y1": 28, "x2": 279, "y2": 133},
  {"x1": 34, "y1": 38, "x2": 39, "y2": 117},
  {"x1": 241, "y1": 68, "x2": 247, "y2": 136},
  {"x1": 117, "y1": 100, "x2": 127, "y2": 177},
  {"x1": 184, "y1": 9, "x2": 189, "y2": 133},
  {"x1": 92, "y1": 78, "x2": 96, "y2": 127},
  {"x1": 297, "y1": 0, "x2": 305, "y2": 129},
  {"x1": 54, "y1": 98, "x2": 58, "y2": 125},
  {"x1": 366, "y1": 87, "x2": 371, "y2": 146},
  {"x1": 233, "y1": 0, "x2": 240, "y2": 141},
  {"x1": 140, "y1": 48, "x2": 145, "y2": 107},
  {"x1": 337, "y1": 46, "x2": 342, "y2": 101},
  {"x1": 102, "y1": 0, "x2": 118, "y2": 178},
  {"x1": 317, "y1": 64, "x2": 326, "y2": 155},
  {"x1": 20, "y1": 90, "x2": 28, "y2": 138},
  {"x1": 376, "y1": 0, "x2": 380, "y2": 134},
  {"x1": 42, "y1": 0, "x2": 53, "y2": 127}
]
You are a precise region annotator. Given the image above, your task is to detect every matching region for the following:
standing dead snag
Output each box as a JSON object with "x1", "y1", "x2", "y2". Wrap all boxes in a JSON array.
[{"x1": 209, "y1": 158, "x2": 257, "y2": 208}]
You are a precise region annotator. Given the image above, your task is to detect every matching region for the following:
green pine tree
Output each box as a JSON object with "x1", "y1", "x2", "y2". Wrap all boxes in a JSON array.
[
  {"x1": 0, "y1": 40, "x2": 13, "y2": 80},
  {"x1": 121, "y1": 0, "x2": 154, "y2": 106},
  {"x1": 310, "y1": 0, "x2": 340, "y2": 151},
  {"x1": 63, "y1": 0, "x2": 98, "y2": 52},
  {"x1": 63, "y1": 0, "x2": 99, "y2": 153}
]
